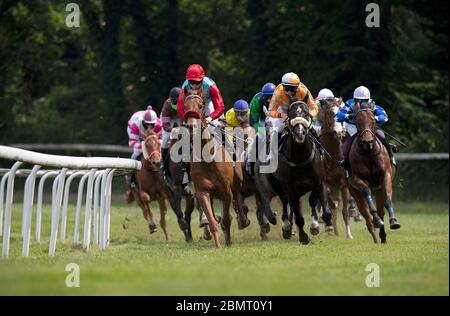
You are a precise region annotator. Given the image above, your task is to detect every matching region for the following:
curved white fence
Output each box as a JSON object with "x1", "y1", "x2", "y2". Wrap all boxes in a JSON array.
[{"x1": 0, "y1": 145, "x2": 141, "y2": 258}]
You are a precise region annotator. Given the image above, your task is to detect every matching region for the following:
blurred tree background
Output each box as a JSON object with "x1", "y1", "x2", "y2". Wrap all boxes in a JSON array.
[{"x1": 0, "y1": 0, "x2": 448, "y2": 151}]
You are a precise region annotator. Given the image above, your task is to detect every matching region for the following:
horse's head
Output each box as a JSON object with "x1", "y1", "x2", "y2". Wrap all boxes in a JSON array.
[
  {"x1": 286, "y1": 101, "x2": 312, "y2": 144},
  {"x1": 183, "y1": 87, "x2": 206, "y2": 136},
  {"x1": 142, "y1": 134, "x2": 161, "y2": 170},
  {"x1": 355, "y1": 102, "x2": 376, "y2": 149},
  {"x1": 318, "y1": 98, "x2": 345, "y2": 140}
]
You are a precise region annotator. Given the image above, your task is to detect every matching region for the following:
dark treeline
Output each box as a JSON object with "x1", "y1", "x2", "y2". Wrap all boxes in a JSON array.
[{"x1": 0, "y1": 0, "x2": 448, "y2": 151}]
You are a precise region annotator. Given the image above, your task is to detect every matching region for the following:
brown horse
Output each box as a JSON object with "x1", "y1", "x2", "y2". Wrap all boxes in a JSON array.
[
  {"x1": 183, "y1": 88, "x2": 250, "y2": 248},
  {"x1": 167, "y1": 135, "x2": 212, "y2": 241},
  {"x1": 318, "y1": 98, "x2": 353, "y2": 239},
  {"x1": 128, "y1": 135, "x2": 170, "y2": 240},
  {"x1": 347, "y1": 103, "x2": 401, "y2": 243}
]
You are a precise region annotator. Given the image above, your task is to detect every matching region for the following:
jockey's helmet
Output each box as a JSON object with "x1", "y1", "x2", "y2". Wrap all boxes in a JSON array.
[
  {"x1": 233, "y1": 99, "x2": 249, "y2": 112},
  {"x1": 261, "y1": 83, "x2": 276, "y2": 96},
  {"x1": 169, "y1": 87, "x2": 182, "y2": 104},
  {"x1": 353, "y1": 86, "x2": 371, "y2": 100},
  {"x1": 317, "y1": 88, "x2": 335, "y2": 101},
  {"x1": 143, "y1": 106, "x2": 158, "y2": 124},
  {"x1": 186, "y1": 64, "x2": 205, "y2": 81},
  {"x1": 281, "y1": 72, "x2": 300, "y2": 87}
]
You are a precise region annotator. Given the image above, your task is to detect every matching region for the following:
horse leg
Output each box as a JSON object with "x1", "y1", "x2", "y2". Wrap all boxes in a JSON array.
[
  {"x1": 183, "y1": 193, "x2": 194, "y2": 242},
  {"x1": 232, "y1": 190, "x2": 250, "y2": 230},
  {"x1": 281, "y1": 195, "x2": 293, "y2": 240},
  {"x1": 318, "y1": 182, "x2": 334, "y2": 230},
  {"x1": 308, "y1": 189, "x2": 321, "y2": 236},
  {"x1": 222, "y1": 190, "x2": 233, "y2": 246},
  {"x1": 327, "y1": 187, "x2": 340, "y2": 236},
  {"x1": 168, "y1": 186, "x2": 189, "y2": 233},
  {"x1": 375, "y1": 190, "x2": 387, "y2": 243},
  {"x1": 341, "y1": 185, "x2": 353, "y2": 239},
  {"x1": 158, "y1": 198, "x2": 169, "y2": 241},
  {"x1": 255, "y1": 192, "x2": 269, "y2": 241},
  {"x1": 350, "y1": 177, "x2": 384, "y2": 228},
  {"x1": 135, "y1": 190, "x2": 157, "y2": 234},
  {"x1": 382, "y1": 172, "x2": 401, "y2": 230},
  {"x1": 348, "y1": 186, "x2": 378, "y2": 243},
  {"x1": 196, "y1": 191, "x2": 221, "y2": 248},
  {"x1": 290, "y1": 195, "x2": 309, "y2": 245}
]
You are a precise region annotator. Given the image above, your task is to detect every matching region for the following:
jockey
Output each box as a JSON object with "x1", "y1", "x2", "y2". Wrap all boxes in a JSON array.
[
  {"x1": 336, "y1": 85, "x2": 397, "y2": 178},
  {"x1": 160, "y1": 87, "x2": 182, "y2": 182},
  {"x1": 225, "y1": 99, "x2": 250, "y2": 127},
  {"x1": 268, "y1": 72, "x2": 323, "y2": 153},
  {"x1": 126, "y1": 105, "x2": 162, "y2": 188},
  {"x1": 225, "y1": 100, "x2": 254, "y2": 174},
  {"x1": 177, "y1": 64, "x2": 224, "y2": 127},
  {"x1": 128, "y1": 105, "x2": 162, "y2": 160},
  {"x1": 249, "y1": 82, "x2": 276, "y2": 131}
]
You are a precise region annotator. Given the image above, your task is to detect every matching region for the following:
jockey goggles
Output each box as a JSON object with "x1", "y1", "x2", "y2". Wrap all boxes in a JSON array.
[
  {"x1": 283, "y1": 85, "x2": 297, "y2": 93},
  {"x1": 189, "y1": 80, "x2": 202, "y2": 88},
  {"x1": 142, "y1": 122, "x2": 155, "y2": 130}
]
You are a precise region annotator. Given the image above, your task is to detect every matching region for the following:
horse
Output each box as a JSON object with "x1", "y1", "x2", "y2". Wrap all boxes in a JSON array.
[
  {"x1": 347, "y1": 102, "x2": 401, "y2": 243},
  {"x1": 182, "y1": 87, "x2": 250, "y2": 248},
  {"x1": 167, "y1": 134, "x2": 212, "y2": 242},
  {"x1": 126, "y1": 135, "x2": 169, "y2": 239},
  {"x1": 273, "y1": 101, "x2": 333, "y2": 244},
  {"x1": 318, "y1": 98, "x2": 353, "y2": 239}
]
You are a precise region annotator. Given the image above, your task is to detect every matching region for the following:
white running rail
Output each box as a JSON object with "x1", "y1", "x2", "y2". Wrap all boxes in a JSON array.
[{"x1": 0, "y1": 145, "x2": 141, "y2": 258}]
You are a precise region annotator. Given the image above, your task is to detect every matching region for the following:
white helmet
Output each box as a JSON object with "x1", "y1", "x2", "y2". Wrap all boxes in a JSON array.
[
  {"x1": 353, "y1": 86, "x2": 371, "y2": 100},
  {"x1": 143, "y1": 105, "x2": 157, "y2": 124},
  {"x1": 317, "y1": 88, "x2": 334, "y2": 100}
]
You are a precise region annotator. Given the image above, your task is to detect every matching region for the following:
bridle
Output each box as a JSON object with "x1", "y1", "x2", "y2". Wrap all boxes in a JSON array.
[{"x1": 356, "y1": 108, "x2": 381, "y2": 156}]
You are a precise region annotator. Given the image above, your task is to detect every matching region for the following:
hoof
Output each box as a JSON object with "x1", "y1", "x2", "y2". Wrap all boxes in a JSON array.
[
  {"x1": 178, "y1": 218, "x2": 189, "y2": 231},
  {"x1": 199, "y1": 214, "x2": 209, "y2": 228},
  {"x1": 148, "y1": 223, "x2": 157, "y2": 234},
  {"x1": 372, "y1": 216, "x2": 384, "y2": 229},
  {"x1": 300, "y1": 233, "x2": 310, "y2": 245},
  {"x1": 282, "y1": 229, "x2": 292, "y2": 240},
  {"x1": 203, "y1": 231, "x2": 212, "y2": 241},
  {"x1": 354, "y1": 215, "x2": 363, "y2": 222},
  {"x1": 237, "y1": 217, "x2": 251, "y2": 230},
  {"x1": 267, "y1": 213, "x2": 277, "y2": 225},
  {"x1": 261, "y1": 223, "x2": 270, "y2": 234},
  {"x1": 310, "y1": 224, "x2": 320, "y2": 236},
  {"x1": 390, "y1": 218, "x2": 401, "y2": 230}
]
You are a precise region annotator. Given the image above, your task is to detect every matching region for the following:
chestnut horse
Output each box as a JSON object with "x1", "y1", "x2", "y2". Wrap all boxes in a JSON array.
[
  {"x1": 167, "y1": 135, "x2": 212, "y2": 242},
  {"x1": 183, "y1": 88, "x2": 250, "y2": 248},
  {"x1": 318, "y1": 98, "x2": 353, "y2": 239},
  {"x1": 347, "y1": 102, "x2": 400, "y2": 244},
  {"x1": 128, "y1": 135, "x2": 188, "y2": 240}
]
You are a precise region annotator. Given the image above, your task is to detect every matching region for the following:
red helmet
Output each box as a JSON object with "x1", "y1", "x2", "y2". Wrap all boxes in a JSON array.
[{"x1": 186, "y1": 64, "x2": 205, "y2": 81}]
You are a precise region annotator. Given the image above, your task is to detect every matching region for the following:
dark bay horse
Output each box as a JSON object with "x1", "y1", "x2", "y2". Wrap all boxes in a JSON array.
[
  {"x1": 318, "y1": 98, "x2": 353, "y2": 239},
  {"x1": 183, "y1": 88, "x2": 250, "y2": 248},
  {"x1": 274, "y1": 101, "x2": 333, "y2": 244},
  {"x1": 127, "y1": 135, "x2": 189, "y2": 240},
  {"x1": 347, "y1": 103, "x2": 401, "y2": 243}
]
